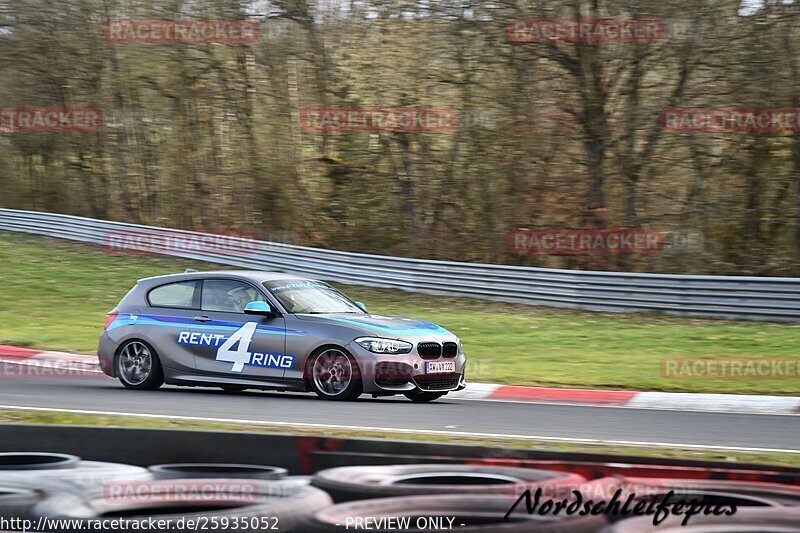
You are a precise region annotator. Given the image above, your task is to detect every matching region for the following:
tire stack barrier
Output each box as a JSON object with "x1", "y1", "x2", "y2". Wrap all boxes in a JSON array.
[
  {"x1": 310, "y1": 464, "x2": 587, "y2": 503},
  {"x1": 0, "y1": 454, "x2": 328, "y2": 532},
  {"x1": 302, "y1": 465, "x2": 800, "y2": 532},
  {"x1": 579, "y1": 476, "x2": 800, "y2": 507},
  {"x1": 33, "y1": 480, "x2": 330, "y2": 533},
  {"x1": 2, "y1": 425, "x2": 798, "y2": 485},
  {"x1": 309, "y1": 450, "x2": 800, "y2": 485},
  {"x1": 602, "y1": 508, "x2": 800, "y2": 532},
  {"x1": 1, "y1": 452, "x2": 800, "y2": 531},
  {"x1": 148, "y1": 464, "x2": 288, "y2": 481},
  {"x1": 0, "y1": 452, "x2": 148, "y2": 484},
  {"x1": 302, "y1": 495, "x2": 607, "y2": 532}
]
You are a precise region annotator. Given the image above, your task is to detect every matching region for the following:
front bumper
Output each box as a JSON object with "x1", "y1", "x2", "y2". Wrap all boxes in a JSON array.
[{"x1": 347, "y1": 340, "x2": 467, "y2": 395}]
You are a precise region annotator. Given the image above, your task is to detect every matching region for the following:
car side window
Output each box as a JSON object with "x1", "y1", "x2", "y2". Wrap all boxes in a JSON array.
[
  {"x1": 147, "y1": 281, "x2": 199, "y2": 308},
  {"x1": 201, "y1": 279, "x2": 267, "y2": 313}
]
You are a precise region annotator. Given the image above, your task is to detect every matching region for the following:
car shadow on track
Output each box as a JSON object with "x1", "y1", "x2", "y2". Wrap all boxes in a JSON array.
[{"x1": 101, "y1": 383, "x2": 457, "y2": 405}]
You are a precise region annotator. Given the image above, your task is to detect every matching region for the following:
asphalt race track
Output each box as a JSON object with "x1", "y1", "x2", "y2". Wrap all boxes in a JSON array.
[{"x1": 0, "y1": 376, "x2": 798, "y2": 453}]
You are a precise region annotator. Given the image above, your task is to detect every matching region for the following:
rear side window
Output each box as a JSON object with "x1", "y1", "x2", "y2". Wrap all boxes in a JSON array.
[{"x1": 147, "y1": 281, "x2": 199, "y2": 308}]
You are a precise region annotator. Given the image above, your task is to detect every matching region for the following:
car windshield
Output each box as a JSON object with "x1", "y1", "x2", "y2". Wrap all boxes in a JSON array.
[{"x1": 263, "y1": 279, "x2": 364, "y2": 315}]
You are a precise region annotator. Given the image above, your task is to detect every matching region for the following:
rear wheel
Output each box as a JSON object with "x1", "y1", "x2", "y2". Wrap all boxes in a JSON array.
[
  {"x1": 116, "y1": 340, "x2": 163, "y2": 390},
  {"x1": 308, "y1": 348, "x2": 362, "y2": 401},
  {"x1": 404, "y1": 391, "x2": 445, "y2": 403}
]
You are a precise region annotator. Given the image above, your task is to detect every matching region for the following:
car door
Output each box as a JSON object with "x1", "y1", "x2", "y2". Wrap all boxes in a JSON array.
[
  {"x1": 142, "y1": 279, "x2": 202, "y2": 372},
  {"x1": 190, "y1": 278, "x2": 288, "y2": 381}
]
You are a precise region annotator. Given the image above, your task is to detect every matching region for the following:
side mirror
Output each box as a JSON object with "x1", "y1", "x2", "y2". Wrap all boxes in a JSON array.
[
  {"x1": 355, "y1": 301, "x2": 368, "y2": 313},
  {"x1": 244, "y1": 301, "x2": 277, "y2": 316}
]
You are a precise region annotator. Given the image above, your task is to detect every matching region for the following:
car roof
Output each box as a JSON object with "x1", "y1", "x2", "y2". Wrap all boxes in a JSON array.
[{"x1": 138, "y1": 270, "x2": 310, "y2": 285}]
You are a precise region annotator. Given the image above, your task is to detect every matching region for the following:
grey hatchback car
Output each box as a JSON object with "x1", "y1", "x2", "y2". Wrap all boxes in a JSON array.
[{"x1": 98, "y1": 271, "x2": 467, "y2": 401}]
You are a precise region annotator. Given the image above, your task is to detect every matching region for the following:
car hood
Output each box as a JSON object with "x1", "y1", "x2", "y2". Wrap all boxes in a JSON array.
[{"x1": 294, "y1": 313, "x2": 453, "y2": 340}]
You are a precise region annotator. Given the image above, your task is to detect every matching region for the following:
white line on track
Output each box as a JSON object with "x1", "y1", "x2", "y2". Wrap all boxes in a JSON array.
[
  {"x1": 449, "y1": 396, "x2": 800, "y2": 417},
  {"x1": 0, "y1": 404, "x2": 798, "y2": 454}
]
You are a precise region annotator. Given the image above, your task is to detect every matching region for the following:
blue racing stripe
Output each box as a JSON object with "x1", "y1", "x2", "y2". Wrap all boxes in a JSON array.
[{"x1": 107, "y1": 314, "x2": 299, "y2": 335}]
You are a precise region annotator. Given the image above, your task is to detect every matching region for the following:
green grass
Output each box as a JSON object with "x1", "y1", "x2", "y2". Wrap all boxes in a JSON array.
[{"x1": 2, "y1": 231, "x2": 800, "y2": 395}]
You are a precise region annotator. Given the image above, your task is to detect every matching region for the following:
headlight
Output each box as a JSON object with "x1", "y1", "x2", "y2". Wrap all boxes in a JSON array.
[{"x1": 355, "y1": 337, "x2": 412, "y2": 354}]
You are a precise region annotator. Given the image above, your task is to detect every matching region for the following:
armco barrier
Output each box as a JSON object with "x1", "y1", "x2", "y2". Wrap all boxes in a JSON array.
[{"x1": 1, "y1": 208, "x2": 799, "y2": 321}]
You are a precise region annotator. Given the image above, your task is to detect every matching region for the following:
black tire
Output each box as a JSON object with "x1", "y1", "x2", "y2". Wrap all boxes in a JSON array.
[
  {"x1": 302, "y1": 494, "x2": 606, "y2": 533},
  {"x1": 0, "y1": 484, "x2": 39, "y2": 519},
  {"x1": 3, "y1": 461, "x2": 148, "y2": 485},
  {"x1": 0, "y1": 453, "x2": 80, "y2": 471},
  {"x1": 115, "y1": 340, "x2": 164, "y2": 390},
  {"x1": 307, "y1": 347, "x2": 362, "y2": 401},
  {"x1": 601, "y1": 507, "x2": 800, "y2": 532},
  {"x1": 33, "y1": 479, "x2": 331, "y2": 532},
  {"x1": 580, "y1": 477, "x2": 800, "y2": 512},
  {"x1": 311, "y1": 464, "x2": 586, "y2": 503},
  {"x1": 0, "y1": 453, "x2": 148, "y2": 486},
  {"x1": 149, "y1": 463, "x2": 287, "y2": 480},
  {"x1": 404, "y1": 391, "x2": 445, "y2": 403},
  {"x1": 0, "y1": 477, "x2": 81, "y2": 520}
]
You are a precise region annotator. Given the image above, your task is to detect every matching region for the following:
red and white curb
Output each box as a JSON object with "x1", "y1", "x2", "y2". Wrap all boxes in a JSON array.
[
  {"x1": 0, "y1": 345, "x2": 102, "y2": 374},
  {"x1": 450, "y1": 383, "x2": 637, "y2": 405},
  {"x1": 2, "y1": 345, "x2": 798, "y2": 415},
  {"x1": 448, "y1": 383, "x2": 800, "y2": 415}
]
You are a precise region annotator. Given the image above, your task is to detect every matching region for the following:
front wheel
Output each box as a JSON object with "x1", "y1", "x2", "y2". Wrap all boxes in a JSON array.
[
  {"x1": 404, "y1": 391, "x2": 445, "y2": 403},
  {"x1": 116, "y1": 340, "x2": 164, "y2": 390},
  {"x1": 308, "y1": 348, "x2": 362, "y2": 401}
]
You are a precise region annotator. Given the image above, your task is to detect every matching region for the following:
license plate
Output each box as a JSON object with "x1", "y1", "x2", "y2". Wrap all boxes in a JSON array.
[{"x1": 425, "y1": 361, "x2": 455, "y2": 374}]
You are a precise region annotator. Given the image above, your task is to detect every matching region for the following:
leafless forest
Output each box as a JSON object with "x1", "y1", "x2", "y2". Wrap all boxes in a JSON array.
[{"x1": 1, "y1": 0, "x2": 799, "y2": 275}]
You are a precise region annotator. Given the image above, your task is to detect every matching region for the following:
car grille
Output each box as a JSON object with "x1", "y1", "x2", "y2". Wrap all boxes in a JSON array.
[
  {"x1": 442, "y1": 342, "x2": 458, "y2": 358},
  {"x1": 415, "y1": 373, "x2": 460, "y2": 391},
  {"x1": 417, "y1": 342, "x2": 442, "y2": 360}
]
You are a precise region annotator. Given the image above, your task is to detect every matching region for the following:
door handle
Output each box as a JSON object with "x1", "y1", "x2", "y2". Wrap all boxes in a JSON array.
[{"x1": 194, "y1": 315, "x2": 212, "y2": 322}]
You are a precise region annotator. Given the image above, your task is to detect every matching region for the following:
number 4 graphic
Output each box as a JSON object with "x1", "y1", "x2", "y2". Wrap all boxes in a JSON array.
[{"x1": 216, "y1": 322, "x2": 258, "y2": 373}]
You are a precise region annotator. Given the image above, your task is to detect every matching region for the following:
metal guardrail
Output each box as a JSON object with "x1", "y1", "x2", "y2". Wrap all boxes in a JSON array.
[{"x1": 1, "y1": 208, "x2": 799, "y2": 321}]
